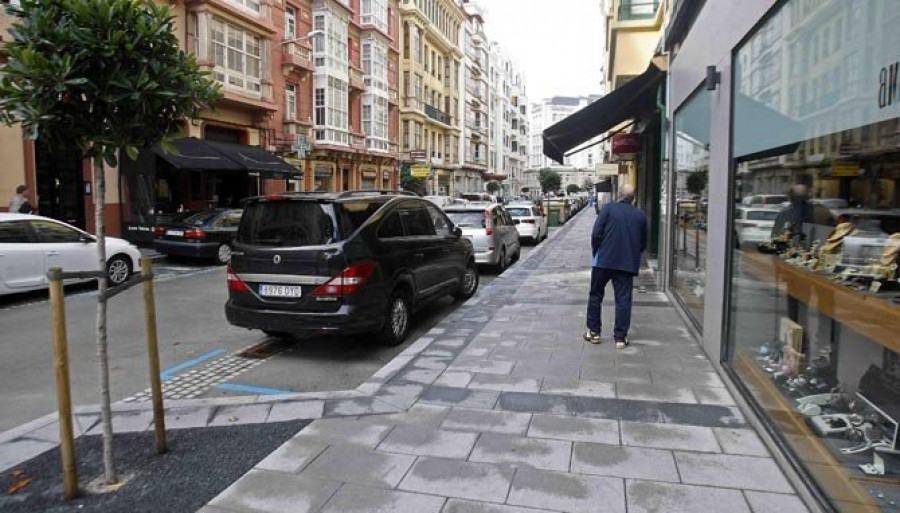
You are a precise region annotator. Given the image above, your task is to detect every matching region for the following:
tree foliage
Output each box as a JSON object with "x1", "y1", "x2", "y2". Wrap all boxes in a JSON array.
[
  {"x1": 485, "y1": 181, "x2": 500, "y2": 194},
  {"x1": 566, "y1": 184, "x2": 581, "y2": 195},
  {"x1": 539, "y1": 169, "x2": 562, "y2": 194},
  {"x1": 0, "y1": 0, "x2": 222, "y2": 164},
  {"x1": 686, "y1": 170, "x2": 709, "y2": 197},
  {"x1": 401, "y1": 175, "x2": 426, "y2": 195}
]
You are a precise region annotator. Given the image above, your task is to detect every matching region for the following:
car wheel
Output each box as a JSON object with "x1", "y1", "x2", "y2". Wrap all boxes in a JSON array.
[
  {"x1": 453, "y1": 260, "x2": 479, "y2": 301},
  {"x1": 216, "y1": 243, "x2": 233, "y2": 265},
  {"x1": 496, "y1": 247, "x2": 507, "y2": 273},
  {"x1": 512, "y1": 244, "x2": 521, "y2": 262},
  {"x1": 106, "y1": 255, "x2": 131, "y2": 286},
  {"x1": 378, "y1": 290, "x2": 411, "y2": 346}
]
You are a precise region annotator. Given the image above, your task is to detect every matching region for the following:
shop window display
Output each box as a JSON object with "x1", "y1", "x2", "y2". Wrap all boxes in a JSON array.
[{"x1": 726, "y1": 1, "x2": 900, "y2": 511}]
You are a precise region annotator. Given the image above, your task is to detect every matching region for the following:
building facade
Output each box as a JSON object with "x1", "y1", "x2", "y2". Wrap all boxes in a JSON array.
[
  {"x1": 663, "y1": 1, "x2": 900, "y2": 511},
  {"x1": 0, "y1": 0, "x2": 402, "y2": 242},
  {"x1": 486, "y1": 43, "x2": 528, "y2": 197},
  {"x1": 458, "y1": 0, "x2": 489, "y2": 195},
  {"x1": 397, "y1": 0, "x2": 465, "y2": 196}
]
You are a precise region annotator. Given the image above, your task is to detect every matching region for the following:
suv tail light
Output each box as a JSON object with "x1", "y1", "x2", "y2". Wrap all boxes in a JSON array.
[
  {"x1": 153, "y1": 226, "x2": 165, "y2": 237},
  {"x1": 313, "y1": 261, "x2": 378, "y2": 298},
  {"x1": 484, "y1": 210, "x2": 493, "y2": 236},
  {"x1": 185, "y1": 228, "x2": 206, "y2": 240},
  {"x1": 226, "y1": 265, "x2": 250, "y2": 293}
]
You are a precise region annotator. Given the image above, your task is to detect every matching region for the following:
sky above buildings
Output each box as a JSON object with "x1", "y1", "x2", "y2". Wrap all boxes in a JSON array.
[{"x1": 476, "y1": 0, "x2": 605, "y2": 101}]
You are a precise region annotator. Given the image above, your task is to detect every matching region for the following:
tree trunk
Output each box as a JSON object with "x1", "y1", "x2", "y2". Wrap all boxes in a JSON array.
[{"x1": 93, "y1": 155, "x2": 117, "y2": 485}]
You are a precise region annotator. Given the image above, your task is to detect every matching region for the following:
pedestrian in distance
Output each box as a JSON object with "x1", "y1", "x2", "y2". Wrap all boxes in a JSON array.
[
  {"x1": 8, "y1": 184, "x2": 35, "y2": 214},
  {"x1": 584, "y1": 184, "x2": 648, "y2": 349}
]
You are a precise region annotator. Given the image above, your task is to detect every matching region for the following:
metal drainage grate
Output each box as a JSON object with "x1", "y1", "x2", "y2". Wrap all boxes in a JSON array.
[{"x1": 237, "y1": 338, "x2": 294, "y2": 359}]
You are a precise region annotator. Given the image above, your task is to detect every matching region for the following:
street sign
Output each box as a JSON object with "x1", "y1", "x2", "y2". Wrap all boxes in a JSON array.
[
  {"x1": 411, "y1": 164, "x2": 430, "y2": 178},
  {"x1": 292, "y1": 135, "x2": 310, "y2": 159},
  {"x1": 410, "y1": 149, "x2": 427, "y2": 160}
]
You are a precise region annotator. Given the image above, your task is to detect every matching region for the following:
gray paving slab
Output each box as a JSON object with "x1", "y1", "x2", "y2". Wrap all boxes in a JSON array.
[
  {"x1": 324, "y1": 397, "x2": 400, "y2": 416},
  {"x1": 620, "y1": 421, "x2": 721, "y2": 453},
  {"x1": 658, "y1": 402, "x2": 746, "y2": 428},
  {"x1": 744, "y1": 491, "x2": 810, "y2": 513},
  {"x1": 295, "y1": 417, "x2": 393, "y2": 448},
  {"x1": 527, "y1": 413, "x2": 619, "y2": 445},
  {"x1": 398, "y1": 456, "x2": 515, "y2": 503},
  {"x1": 319, "y1": 484, "x2": 446, "y2": 513},
  {"x1": 674, "y1": 452, "x2": 795, "y2": 493},
  {"x1": 420, "y1": 386, "x2": 501, "y2": 410},
  {"x1": 714, "y1": 428, "x2": 770, "y2": 457},
  {"x1": 616, "y1": 382, "x2": 697, "y2": 404},
  {"x1": 469, "y1": 433, "x2": 571, "y2": 472},
  {"x1": 256, "y1": 438, "x2": 328, "y2": 474},
  {"x1": 267, "y1": 400, "x2": 326, "y2": 423},
  {"x1": 208, "y1": 404, "x2": 272, "y2": 426},
  {"x1": 364, "y1": 404, "x2": 452, "y2": 428},
  {"x1": 159, "y1": 407, "x2": 214, "y2": 429},
  {"x1": 442, "y1": 408, "x2": 532, "y2": 435},
  {"x1": 626, "y1": 480, "x2": 752, "y2": 513},
  {"x1": 299, "y1": 445, "x2": 416, "y2": 488},
  {"x1": 85, "y1": 411, "x2": 153, "y2": 435},
  {"x1": 539, "y1": 378, "x2": 616, "y2": 399},
  {"x1": 377, "y1": 425, "x2": 479, "y2": 459},
  {"x1": 507, "y1": 467, "x2": 625, "y2": 513},
  {"x1": 442, "y1": 499, "x2": 559, "y2": 513},
  {"x1": 467, "y1": 374, "x2": 541, "y2": 393},
  {"x1": 571, "y1": 442, "x2": 680, "y2": 482},
  {"x1": 448, "y1": 359, "x2": 516, "y2": 375},
  {"x1": 208, "y1": 469, "x2": 341, "y2": 513},
  {"x1": 0, "y1": 438, "x2": 57, "y2": 471},
  {"x1": 434, "y1": 371, "x2": 475, "y2": 388},
  {"x1": 693, "y1": 386, "x2": 737, "y2": 406}
]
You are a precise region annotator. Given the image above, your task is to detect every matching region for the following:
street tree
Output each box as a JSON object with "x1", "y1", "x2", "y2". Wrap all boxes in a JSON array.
[
  {"x1": 686, "y1": 169, "x2": 709, "y2": 197},
  {"x1": 582, "y1": 176, "x2": 594, "y2": 191},
  {"x1": 566, "y1": 184, "x2": 581, "y2": 195},
  {"x1": 539, "y1": 169, "x2": 562, "y2": 194},
  {"x1": 485, "y1": 181, "x2": 500, "y2": 195},
  {"x1": 0, "y1": 0, "x2": 221, "y2": 485},
  {"x1": 401, "y1": 175, "x2": 426, "y2": 195}
]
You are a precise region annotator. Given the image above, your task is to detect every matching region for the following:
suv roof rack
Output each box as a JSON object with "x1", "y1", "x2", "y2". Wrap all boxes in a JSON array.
[{"x1": 336, "y1": 190, "x2": 419, "y2": 198}]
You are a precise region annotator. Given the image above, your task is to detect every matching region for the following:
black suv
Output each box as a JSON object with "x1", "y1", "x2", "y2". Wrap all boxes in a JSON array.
[{"x1": 225, "y1": 191, "x2": 478, "y2": 345}]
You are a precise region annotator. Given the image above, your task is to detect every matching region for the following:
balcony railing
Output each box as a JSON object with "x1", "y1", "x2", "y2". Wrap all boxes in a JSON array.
[
  {"x1": 425, "y1": 104, "x2": 452, "y2": 125},
  {"x1": 618, "y1": 0, "x2": 659, "y2": 21}
]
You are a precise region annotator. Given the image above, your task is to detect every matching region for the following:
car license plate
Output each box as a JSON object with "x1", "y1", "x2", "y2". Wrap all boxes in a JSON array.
[
  {"x1": 166, "y1": 230, "x2": 184, "y2": 237},
  {"x1": 259, "y1": 284, "x2": 303, "y2": 298}
]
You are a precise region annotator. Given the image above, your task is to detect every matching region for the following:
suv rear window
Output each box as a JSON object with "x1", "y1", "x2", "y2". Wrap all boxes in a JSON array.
[
  {"x1": 506, "y1": 207, "x2": 532, "y2": 217},
  {"x1": 238, "y1": 201, "x2": 337, "y2": 246},
  {"x1": 747, "y1": 210, "x2": 778, "y2": 221},
  {"x1": 446, "y1": 211, "x2": 486, "y2": 228}
]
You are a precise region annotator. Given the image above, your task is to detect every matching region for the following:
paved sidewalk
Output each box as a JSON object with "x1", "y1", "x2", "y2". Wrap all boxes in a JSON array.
[{"x1": 200, "y1": 210, "x2": 809, "y2": 513}]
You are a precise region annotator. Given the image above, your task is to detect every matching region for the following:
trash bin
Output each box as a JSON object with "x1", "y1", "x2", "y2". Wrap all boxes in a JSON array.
[{"x1": 548, "y1": 209, "x2": 560, "y2": 227}]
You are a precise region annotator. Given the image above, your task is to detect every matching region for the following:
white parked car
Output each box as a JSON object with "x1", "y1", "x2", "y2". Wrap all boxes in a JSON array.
[
  {"x1": 742, "y1": 194, "x2": 788, "y2": 208},
  {"x1": 424, "y1": 195, "x2": 467, "y2": 208},
  {"x1": 734, "y1": 207, "x2": 779, "y2": 246},
  {"x1": 443, "y1": 204, "x2": 520, "y2": 271},
  {"x1": 0, "y1": 213, "x2": 142, "y2": 295},
  {"x1": 505, "y1": 202, "x2": 548, "y2": 243}
]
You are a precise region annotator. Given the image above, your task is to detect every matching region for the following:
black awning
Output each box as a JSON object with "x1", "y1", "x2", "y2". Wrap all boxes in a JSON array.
[
  {"x1": 152, "y1": 137, "x2": 244, "y2": 171},
  {"x1": 543, "y1": 62, "x2": 664, "y2": 164},
  {"x1": 207, "y1": 141, "x2": 301, "y2": 179}
]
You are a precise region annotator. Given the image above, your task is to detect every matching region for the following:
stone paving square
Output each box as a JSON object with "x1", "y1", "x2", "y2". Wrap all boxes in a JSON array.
[
  {"x1": 319, "y1": 484, "x2": 446, "y2": 513},
  {"x1": 744, "y1": 491, "x2": 811, "y2": 513},
  {"x1": 526, "y1": 413, "x2": 620, "y2": 445},
  {"x1": 398, "y1": 457, "x2": 515, "y2": 503},
  {"x1": 420, "y1": 386, "x2": 501, "y2": 410},
  {"x1": 507, "y1": 466, "x2": 625, "y2": 513},
  {"x1": 208, "y1": 469, "x2": 341, "y2": 513},
  {"x1": 295, "y1": 417, "x2": 394, "y2": 448},
  {"x1": 571, "y1": 442, "x2": 680, "y2": 482},
  {"x1": 256, "y1": 438, "x2": 327, "y2": 474},
  {"x1": 674, "y1": 452, "x2": 795, "y2": 493},
  {"x1": 299, "y1": 445, "x2": 416, "y2": 488},
  {"x1": 626, "y1": 480, "x2": 752, "y2": 513},
  {"x1": 616, "y1": 382, "x2": 698, "y2": 404},
  {"x1": 538, "y1": 378, "x2": 616, "y2": 399},
  {"x1": 469, "y1": 433, "x2": 572, "y2": 471},
  {"x1": 442, "y1": 407, "x2": 533, "y2": 435},
  {"x1": 377, "y1": 425, "x2": 479, "y2": 459},
  {"x1": 714, "y1": 428, "x2": 770, "y2": 457},
  {"x1": 620, "y1": 421, "x2": 721, "y2": 453},
  {"x1": 467, "y1": 374, "x2": 542, "y2": 393},
  {"x1": 442, "y1": 499, "x2": 559, "y2": 513}
]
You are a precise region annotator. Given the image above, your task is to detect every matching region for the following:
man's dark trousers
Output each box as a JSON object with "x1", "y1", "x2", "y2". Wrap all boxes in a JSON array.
[{"x1": 586, "y1": 267, "x2": 634, "y2": 341}]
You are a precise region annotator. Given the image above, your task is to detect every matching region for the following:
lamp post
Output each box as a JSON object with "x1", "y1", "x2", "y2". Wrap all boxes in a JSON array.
[{"x1": 280, "y1": 29, "x2": 324, "y2": 46}]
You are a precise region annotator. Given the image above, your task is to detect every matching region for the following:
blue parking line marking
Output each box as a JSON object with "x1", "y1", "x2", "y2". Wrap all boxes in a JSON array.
[
  {"x1": 214, "y1": 383, "x2": 294, "y2": 395},
  {"x1": 160, "y1": 349, "x2": 225, "y2": 379}
]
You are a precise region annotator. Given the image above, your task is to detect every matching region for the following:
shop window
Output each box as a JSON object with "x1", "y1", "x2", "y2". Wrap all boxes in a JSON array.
[
  {"x1": 670, "y1": 87, "x2": 711, "y2": 329},
  {"x1": 726, "y1": 1, "x2": 900, "y2": 511}
]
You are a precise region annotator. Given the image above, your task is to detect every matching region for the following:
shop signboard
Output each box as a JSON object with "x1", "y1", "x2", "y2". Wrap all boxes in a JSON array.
[
  {"x1": 410, "y1": 164, "x2": 431, "y2": 178},
  {"x1": 595, "y1": 163, "x2": 619, "y2": 176},
  {"x1": 410, "y1": 149, "x2": 427, "y2": 160},
  {"x1": 611, "y1": 133, "x2": 640, "y2": 160},
  {"x1": 362, "y1": 169, "x2": 377, "y2": 178},
  {"x1": 831, "y1": 161, "x2": 860, "y2": 177}
]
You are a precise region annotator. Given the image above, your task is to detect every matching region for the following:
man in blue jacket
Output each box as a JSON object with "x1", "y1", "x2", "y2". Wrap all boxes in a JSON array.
[{"x1": 584, "y1": 184, "x2": 648, "y2": 348}]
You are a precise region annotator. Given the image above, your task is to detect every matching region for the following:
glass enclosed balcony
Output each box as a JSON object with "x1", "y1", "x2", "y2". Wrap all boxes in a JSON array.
[{"x1": 617, "y1": 0, "x2": 659, "y2": 21}]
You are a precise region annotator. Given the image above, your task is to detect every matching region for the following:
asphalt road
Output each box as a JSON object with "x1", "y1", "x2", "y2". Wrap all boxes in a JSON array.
[{"x1": 0, "y1": 240, "x2": 540, "y2": 432}]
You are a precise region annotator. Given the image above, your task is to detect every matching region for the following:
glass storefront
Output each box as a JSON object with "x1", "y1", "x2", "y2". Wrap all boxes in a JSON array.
[
  {"x1": 670, "y1": 88, "x2": 711, "y2": 328},
  {"x1": 725, "y1": 1, "x2": 900, "y2": 511}
]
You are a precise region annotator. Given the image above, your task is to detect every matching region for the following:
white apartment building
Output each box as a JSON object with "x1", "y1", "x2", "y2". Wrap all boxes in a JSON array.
[
  {"x1": 527, "y1": 95, "x2": 606, "y2": 193},
  {"x1": 458, "y1": 0, "x2": 490, "y2": 195},
  {"x1": 487, "y1": 42, "x2": 529, "y2": 197}
]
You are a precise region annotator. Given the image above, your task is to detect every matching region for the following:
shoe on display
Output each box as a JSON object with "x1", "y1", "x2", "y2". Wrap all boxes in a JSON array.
[
  {"x1": 583, "y1": 330, "x2": 602, "y2": 344},
  {"x1": 615, "y1": 338, "x2": 629, "y2": 349}
]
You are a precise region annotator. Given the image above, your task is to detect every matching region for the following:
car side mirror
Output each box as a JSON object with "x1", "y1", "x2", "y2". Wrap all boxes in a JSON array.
[
  {"x1": 80, "y1": 234, "x2": 95, "y2": 243},
  {"x1": 453, "y1": 226, "x2": 462, "y2": 238}
]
